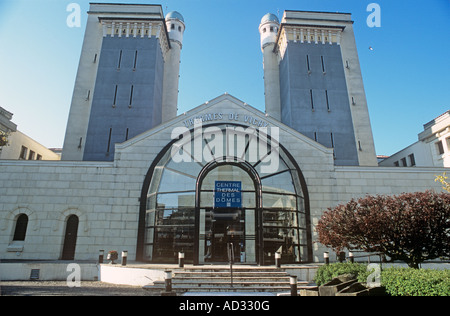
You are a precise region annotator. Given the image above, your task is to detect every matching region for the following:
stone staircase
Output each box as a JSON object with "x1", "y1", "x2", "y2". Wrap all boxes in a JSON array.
[{"x1": 149, "y1": 267, "x2": 309, "y2": 294}]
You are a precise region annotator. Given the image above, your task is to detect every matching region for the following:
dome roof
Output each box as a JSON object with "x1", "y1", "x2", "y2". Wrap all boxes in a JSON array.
[
  {"x1": 261, "y1": 13, "x2": 279, "y2": 24},
  {"x1": 166, "y1": 11, "x2": 184, "y2": 22}
]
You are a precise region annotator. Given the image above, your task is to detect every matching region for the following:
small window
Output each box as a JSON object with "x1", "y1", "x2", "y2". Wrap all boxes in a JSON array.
[
  {"x1": 401, "y1": 157, "x2": 407, "y2": 167},
  {"x1": 270, "y1": 26, "x2": 273, "y2": 32},
  {"x1": 28, "y1": 150, "x2": 35, "y2": 160},
  {"x1": 409, "y1": 154, "x2": 416, "y2": 166},
  {"x1": 325, "y1": 90, "x2": 330, "y2": 111},
  {"x1": 113, "y1": 85, "x2": 118, "y2": 106},
  {"x1": 107, "y1": 128, "x2": 113, "y2": 153},
  {"x1": 19, "y1": 146, "x2": 28, "y2": 160},
  {"x1": 263, "y1": 28, "x2": 266, "y2": 33},
  {"x1": 310, "y1": 90, "x2": 314, "y2": 110},
  {"x1": 331, "y1": 133, "x2": 336, "y2": 159},
  {"x1": 117, "y1": 50, "x2": 123, "y2": 69},
  {"x1": 129, "y1": 85, "x2": 134, "y2": 107},
  {"x1": 13, "y1": 214, "x2": 29, "y2": 241},
  {"x1": 133, "y1": 50, "x2": 138, "y2": 70},
  {"x1": 436, "y1": 141, "x2": 445, "y2": 155},
  {"x1": 394, "y1": 161, "x2": 399, "y2": 167},
  {"x1": 171, "y1": 24, "x2": 175, "y2": 30},
  {"x1": 36, "y1": 154, "x2": 42, "y2": 160}
]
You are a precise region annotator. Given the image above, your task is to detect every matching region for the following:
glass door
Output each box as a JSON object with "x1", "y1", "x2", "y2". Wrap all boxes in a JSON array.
[{"x1": 205, "y1": 208, "x2": 245, "y2": 263}]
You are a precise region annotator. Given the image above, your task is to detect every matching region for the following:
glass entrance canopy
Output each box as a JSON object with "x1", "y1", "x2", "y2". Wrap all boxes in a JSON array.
[{"x1": 138, "y1": 123, "x2": 312, "y2": 264}]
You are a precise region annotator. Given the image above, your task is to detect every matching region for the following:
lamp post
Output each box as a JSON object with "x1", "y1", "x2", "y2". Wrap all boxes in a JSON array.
[
  {"x1": 99, "y1": 250, "x2": 104, "y2": 264},
  {"x1": 290, "y1": 275, "x2": 298, "y2": 296},
  {"x1": 178, "y1": 252, "x2": 185, "y2": 268},
  {"x1": 349, "y1": 252, "x2": 354, "y2": 263},
  {"x1": 121, "y1": 251, "x2": 128, "y2": 266},
  {"x1": 275, "y1": 252, "x2": 281, "y2": 268}
]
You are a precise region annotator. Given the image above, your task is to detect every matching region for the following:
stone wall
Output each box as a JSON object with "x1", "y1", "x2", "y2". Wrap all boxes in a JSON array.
[{"x1": 0, "y1": 96, "x2": 447, "y2": 263}]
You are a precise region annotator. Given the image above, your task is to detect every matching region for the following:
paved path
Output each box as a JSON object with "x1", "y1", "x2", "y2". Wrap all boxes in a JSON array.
[{"x1": 0, "y1": 281, "x2": 161, "y2": 296}]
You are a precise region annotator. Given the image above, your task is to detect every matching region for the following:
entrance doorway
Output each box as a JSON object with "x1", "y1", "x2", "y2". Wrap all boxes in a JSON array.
[
  {"x1": 205, "y1": 208, "x2": 245, "y2": 263},
  {"x1": 139, "y1": 123, "x2": 313, "y2": 264}
]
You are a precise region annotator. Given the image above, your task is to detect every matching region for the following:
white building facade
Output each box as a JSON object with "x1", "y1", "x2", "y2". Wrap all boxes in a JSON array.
[
  {"x1": 380, "y1": 111, "x2": 450, "y2": 168},
  {"x1": 0, "y1": 106, "x2": 60, "y2": 161},
  {"x1": 0, "y1": 95, "x2": 446, "y2": 264},
  {"x1": 0, "y1": 5, "x2": 447, "y2": 265}
]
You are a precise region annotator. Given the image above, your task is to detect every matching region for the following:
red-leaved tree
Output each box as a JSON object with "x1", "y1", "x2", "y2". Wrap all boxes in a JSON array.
[{"x1": 317, "y1": 191, "x2": 450, "y2": 268}]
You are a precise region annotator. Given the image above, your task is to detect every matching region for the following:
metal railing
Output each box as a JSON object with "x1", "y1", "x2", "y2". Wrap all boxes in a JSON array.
[{"x1": 227, "y1": 242, "x2": 234, "y2": 288}]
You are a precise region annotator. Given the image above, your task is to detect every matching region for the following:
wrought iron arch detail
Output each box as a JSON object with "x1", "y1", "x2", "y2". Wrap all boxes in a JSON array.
[{"x1": 137, "y1": 123, "x2": 312, "y2": 263}]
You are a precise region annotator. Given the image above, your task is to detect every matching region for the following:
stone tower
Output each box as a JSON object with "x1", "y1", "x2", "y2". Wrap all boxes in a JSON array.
[
  {"x1": 62, "y1": 4, "x2": 184, "y2": 161},
  {"x1": 260, "y1": 11, "x2": 378, "y2": 166}
]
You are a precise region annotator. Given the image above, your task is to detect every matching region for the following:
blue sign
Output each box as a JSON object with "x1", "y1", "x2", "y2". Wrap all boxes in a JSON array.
[{"x1": 214, "y1": 181, "x2": 242, "y2": 208}]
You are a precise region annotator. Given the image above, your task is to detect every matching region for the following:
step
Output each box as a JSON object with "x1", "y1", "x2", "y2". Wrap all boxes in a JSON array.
[
  {"x1": 146, "y1": 268, "x2": 309, "y2": 293},
  {"x1": 150, "y1": 283, "x2": 294, "y2": 292},
  {"x1": 174, "y1": 272, "x2": 289, "y2": 278},
  {"x1": 154, "y1": 281, "x2": 293, "y2": 287},
  {"x1": 170, "y1": 277, "x2": 291, "y2": 283},
  {"x1": 173, "y1": 268, "x2": 286, "y2": 275}
]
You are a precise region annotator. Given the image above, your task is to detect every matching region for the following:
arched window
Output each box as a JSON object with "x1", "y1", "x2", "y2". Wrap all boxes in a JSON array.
[
  {"x1": 13, "y1": 214, "x2": 29, "y2": 241},
  {"x1": 62, "y1": 215, "x2": 79, "y2": 260},
  {"x1": 138, "y1": 123, "x2": 312, "y2": 265}
]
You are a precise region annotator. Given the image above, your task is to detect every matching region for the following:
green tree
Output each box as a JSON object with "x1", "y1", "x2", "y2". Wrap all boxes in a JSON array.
[
  {"x1": 435, "y1": 173, "x2": 450, "y2": 193},
  {"x1": 0, "y1": 130, "x2": 9, "y2": 147},
  {"x1": 0, "y1": 130, "x2": 10, "y2": 154}
]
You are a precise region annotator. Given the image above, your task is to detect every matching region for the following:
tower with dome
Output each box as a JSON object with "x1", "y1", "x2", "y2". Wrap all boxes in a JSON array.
[
  {"x1": 61, "y1": 4, "x2": 185, "y2": 161},
  {"x1": 259, "y1": 10, "x2": 378, "y2": 166}
]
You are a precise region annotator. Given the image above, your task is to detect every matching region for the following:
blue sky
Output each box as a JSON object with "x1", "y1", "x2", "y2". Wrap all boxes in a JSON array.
[{"x1": 0, "y1": 0, "x2": 449, "y2": 156}]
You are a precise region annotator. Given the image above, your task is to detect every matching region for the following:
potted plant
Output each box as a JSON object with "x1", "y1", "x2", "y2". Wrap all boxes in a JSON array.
[{"x1": 107, "y1": 251, "x2": 119, "y2": 264}]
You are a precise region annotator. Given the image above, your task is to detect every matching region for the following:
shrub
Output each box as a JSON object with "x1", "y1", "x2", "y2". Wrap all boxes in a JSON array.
[
  {"x1": 314, "y1": 263, "x2": 450, "y2": 296},
  {"x1": 317, "y1": 191, "x2": 450, "y2": 268},
  {"x1": 314, "y1": 263, "x2": 369, "y2": 286},
  {"x1": 382, "y1": 267, "x2": 450, "y2": 296}
]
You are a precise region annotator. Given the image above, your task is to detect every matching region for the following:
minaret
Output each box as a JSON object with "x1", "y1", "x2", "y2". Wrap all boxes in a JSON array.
[
  {"x1": 259, "y1": 13, "x2": 281, "y2": 121},
  {"x1": 162, "y1": 11, "x2": 185, "y2": 123}
]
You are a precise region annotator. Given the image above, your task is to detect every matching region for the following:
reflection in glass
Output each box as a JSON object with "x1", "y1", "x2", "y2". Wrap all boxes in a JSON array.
[{"x1": 144, "y1": 123, "x2": 309, "y2": 264}]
